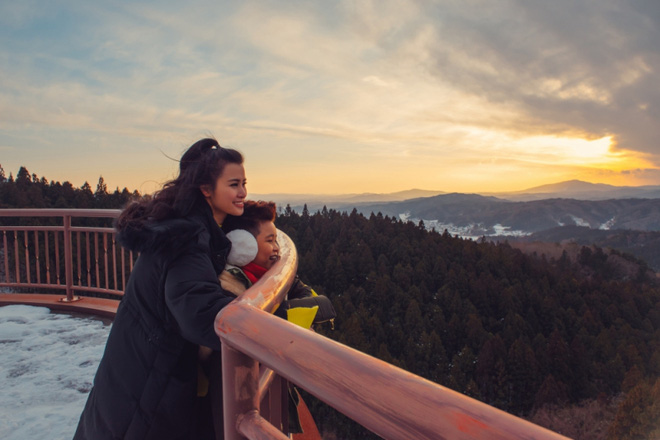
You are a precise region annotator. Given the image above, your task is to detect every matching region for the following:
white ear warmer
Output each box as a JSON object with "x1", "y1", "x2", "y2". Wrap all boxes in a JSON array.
[{"x1": 226, "y1": 229, "x2": 258, "y2": 267}]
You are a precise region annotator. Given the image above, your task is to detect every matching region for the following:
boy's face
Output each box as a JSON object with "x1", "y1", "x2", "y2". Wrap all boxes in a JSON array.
[{"x1": 253, "y1": 220, "x2": 280, "y2": 269}]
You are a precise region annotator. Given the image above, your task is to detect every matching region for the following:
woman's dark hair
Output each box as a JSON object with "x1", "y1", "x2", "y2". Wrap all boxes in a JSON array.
[
  {"x1": 117, "y1": 138, "x2": 243, "y2": 228},
  {"x1": 223, "y1": 200, "x2": 276, "y2": 237}
]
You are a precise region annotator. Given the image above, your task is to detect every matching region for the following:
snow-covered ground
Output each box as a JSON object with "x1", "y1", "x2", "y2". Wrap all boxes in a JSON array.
[
  {"x1": 0, "y1": 305, "x2": 111, "y2": 440},
  {"x1": 399, "y1": 214, "x2": 530, "y2": 240}
]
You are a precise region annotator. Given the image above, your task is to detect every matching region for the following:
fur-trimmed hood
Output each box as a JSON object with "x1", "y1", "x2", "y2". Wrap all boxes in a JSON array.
[
  {"x1": 115, "y1": 204, "x2": 231, "y2": 264},
  {"x1": 116, "y1": 216, "x2": 206, "y2": 253}
]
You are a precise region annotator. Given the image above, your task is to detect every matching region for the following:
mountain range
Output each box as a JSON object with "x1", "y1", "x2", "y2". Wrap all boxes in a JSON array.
[
  {"x1": 350, "y1": 195, "x2": 660, "y2": 236},
  {"x1": 255, "y1": 180, "x2": 660, "y2": 270},
  {"x1": 254, "y1": 180, "x2": 660, "y2": 236},
  {"x1": 254, "y1": 179, "x2": 660, "y2": 209},
  {"x1": 485, "y1": 179, "x2": 660, "y2": 201}
]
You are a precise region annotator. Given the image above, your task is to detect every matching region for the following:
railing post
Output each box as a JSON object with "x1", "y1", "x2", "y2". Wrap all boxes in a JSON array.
[
  {"x1": 61, "y1": 214, "x2": 79, "y2": 302},
  {"x1": 222, "y1": 343, "x2": 260, "y2": 440}
]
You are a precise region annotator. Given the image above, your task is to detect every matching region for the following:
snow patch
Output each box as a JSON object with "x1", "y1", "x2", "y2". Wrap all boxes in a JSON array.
[
  {"x1": 599, "y1": 217, "x2": 615, "y2": 230},
  {"x1": 0, "y1": 305, "x2": 111, "y2": 440},
  {"x1": 569, "y1": 215, "x2": 590, "y2": 227},
  {"x1": 409, "y1": 217, "x2": 530, "y2": 240}
]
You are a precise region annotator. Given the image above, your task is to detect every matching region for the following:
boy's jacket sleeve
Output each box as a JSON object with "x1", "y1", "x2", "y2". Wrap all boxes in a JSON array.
[{"x1": 286, "y1": 306, "x2": 318, "y2": 329}]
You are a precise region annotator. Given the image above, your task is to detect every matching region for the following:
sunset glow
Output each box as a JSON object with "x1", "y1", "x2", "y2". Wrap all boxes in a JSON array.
[
  {"x1": 0, "y1": 1, "x2": 659, "y2": 195},
  {"x1": 516, "y1": 136, "x2": 621, "y2": 165}
]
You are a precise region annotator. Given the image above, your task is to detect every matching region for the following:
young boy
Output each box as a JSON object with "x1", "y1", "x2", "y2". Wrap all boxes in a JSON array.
[
  {"x1": 198, "y1": 200, "x2": 333, "y2": 436},
  {"x1": 221, "y1": 200, "x2": 335, "y2": 327}
]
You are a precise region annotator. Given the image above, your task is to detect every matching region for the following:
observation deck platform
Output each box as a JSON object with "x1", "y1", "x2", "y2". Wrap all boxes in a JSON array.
[{"x1": 0, "y1": 293, "x2": 119, "y2": 318}]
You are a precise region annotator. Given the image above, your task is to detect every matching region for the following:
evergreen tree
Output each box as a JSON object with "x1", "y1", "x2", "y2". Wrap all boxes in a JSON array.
[
  {"x1": 15, "y1": 166, "x2": 30, "y2": 185},
  {"x1": 0, "y1": 166, "x2": 141, "y2": 209},
  {"x1": 95, "y1": 176, "x2": 108, "y2": 198}
]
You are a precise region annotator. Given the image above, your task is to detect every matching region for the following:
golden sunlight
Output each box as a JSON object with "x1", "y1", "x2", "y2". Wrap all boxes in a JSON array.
[
  {"x1": 562, "y1": 136, "x2": 614, "y2": 162},
  {"x1": 517, "y1": 135, "x2": 647, "y2": 170},
  {"x1": 528, "y1": 135, "x2": 613, "y2": 162}
]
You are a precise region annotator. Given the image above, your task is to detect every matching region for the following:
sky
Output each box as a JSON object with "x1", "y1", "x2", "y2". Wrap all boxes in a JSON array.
[
  {"x1": 0, "y1": 305, "x2": 111, "y2": 440},
  {"x1": 1, "y1": 0, "x2": 660, "y2": 196}
]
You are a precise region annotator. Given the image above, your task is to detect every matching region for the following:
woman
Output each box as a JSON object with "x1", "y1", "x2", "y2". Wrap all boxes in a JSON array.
[{"x1": 74, "y1": 138, "x2": 246, "y2": 440}]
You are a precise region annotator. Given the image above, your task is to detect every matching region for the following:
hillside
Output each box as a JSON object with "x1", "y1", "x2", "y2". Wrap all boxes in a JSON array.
[
  {"x1": 276, "y1": 208, "x2": 660, "y2": 440},
  {"x1": 348, "y1": 195, "x2": 660, "y2": 235},
  {"x1": 499, "y1": 226, "x2": 660, "y2": 272}
]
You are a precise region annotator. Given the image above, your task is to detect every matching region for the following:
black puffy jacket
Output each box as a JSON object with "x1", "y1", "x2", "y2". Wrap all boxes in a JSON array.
[{"x1": 74, "y1": 206, "x2": 233, "y2": 440}]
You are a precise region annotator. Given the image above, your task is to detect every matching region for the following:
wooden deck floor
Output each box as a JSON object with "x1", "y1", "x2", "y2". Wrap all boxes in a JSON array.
[{"x1": 0, "y1": 293, "x2": 119, "y2": 318}]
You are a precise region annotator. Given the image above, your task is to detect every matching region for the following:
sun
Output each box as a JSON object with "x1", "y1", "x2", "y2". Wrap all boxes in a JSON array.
[
  {"x1": 522, "y1": 135, "x2": 614, "y2": 164},
  {"x1": 516, "y1": 135, "x2": 650, "y2": 172},
  {"x1": 561, "y1": 136, "x2": 613, "y2": 161}
]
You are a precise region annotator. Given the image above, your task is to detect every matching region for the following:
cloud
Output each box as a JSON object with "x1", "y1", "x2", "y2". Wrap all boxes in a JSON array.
[
  {"x1": 362, "y1": 76, "x2": 394, "y2": 87},
  {"x1": 401, "y1": 0, "x2": 660, "y2": 158},
  {"x1": 1, "y1": 0, "x2": 659, "y2": 194}
]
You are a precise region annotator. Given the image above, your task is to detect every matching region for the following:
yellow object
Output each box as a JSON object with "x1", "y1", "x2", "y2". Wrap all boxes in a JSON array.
[{"x1": 287, "y1": 306, "x2": 319, "y2": 329}]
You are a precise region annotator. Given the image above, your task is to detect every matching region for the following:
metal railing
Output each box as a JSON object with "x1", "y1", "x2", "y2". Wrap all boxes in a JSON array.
[
  {"x1": 0, "y1": 209, "x2": 133, "y2": 301},
  {"x1": 0, "y1": 208, "x2": 570, "y2": 440}
]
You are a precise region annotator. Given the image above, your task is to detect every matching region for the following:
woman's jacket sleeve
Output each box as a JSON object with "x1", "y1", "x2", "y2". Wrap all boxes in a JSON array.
[{"x1": 164, "y1": 247, "x2": 233, "y2": 351}]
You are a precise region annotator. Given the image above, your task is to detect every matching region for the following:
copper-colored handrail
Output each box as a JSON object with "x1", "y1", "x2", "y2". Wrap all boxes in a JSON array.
[{"x1": 217, "y1": 234, "x2": 571, "y2": 440}]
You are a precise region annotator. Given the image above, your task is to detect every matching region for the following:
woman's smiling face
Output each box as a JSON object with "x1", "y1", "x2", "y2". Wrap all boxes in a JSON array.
[
  {"x1": 201, "y1": 163, "x2": 247, "y2": 225},
  {"x1": 252, "y1": 220, "x2": 280, "y2": 269}
]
